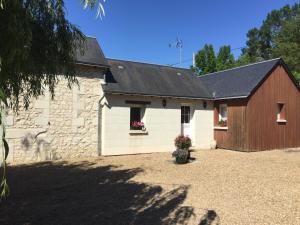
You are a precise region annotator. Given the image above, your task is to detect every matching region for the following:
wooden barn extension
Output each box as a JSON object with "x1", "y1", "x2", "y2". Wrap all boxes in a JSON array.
[{"x1": 213, "y1": 63, "x2": 300, "y2": 151}]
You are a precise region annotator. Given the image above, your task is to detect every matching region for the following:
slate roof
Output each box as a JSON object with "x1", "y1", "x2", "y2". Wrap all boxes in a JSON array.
[
  {"x1": 198, "y1": 58, "x2": 282, "y2": 99},
  {"x1": 75, "y1": 37, "x2": 109, "y2": 67},
  {"x1": 103, "y1": 59, "x2": 213, "y2": 99},
  {"x1": 76, "y1": 38, "x2": 295, "y2": 100}
]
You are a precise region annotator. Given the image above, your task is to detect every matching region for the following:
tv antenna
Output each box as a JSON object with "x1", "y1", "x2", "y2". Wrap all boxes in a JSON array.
[{"x1": 169, "y1": 37, "x2": 183, "y2": 66}]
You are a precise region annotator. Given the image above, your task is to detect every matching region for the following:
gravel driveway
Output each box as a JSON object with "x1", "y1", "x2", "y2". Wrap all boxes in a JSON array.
[{"x1": 1, "y1": 149, "x2": 299, "y2": 225}]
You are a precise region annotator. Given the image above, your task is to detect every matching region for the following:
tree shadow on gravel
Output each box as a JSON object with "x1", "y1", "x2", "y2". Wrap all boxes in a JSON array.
[
  {"x1": 198, "y1": 209, "x2": 220, "y2": 225},
  {"x1": 0, "y1": 161, "x2": 194, "y2": 225}
]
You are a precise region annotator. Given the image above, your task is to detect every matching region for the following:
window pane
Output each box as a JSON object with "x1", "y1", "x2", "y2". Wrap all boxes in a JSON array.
[
  {"x1": 277, "y1": 103, "x2": 285, "y2": 120},
  {"x1": 181, "y1": 106, "x2": 191, "y2": 124},
  {"x1": 219, "y1": 104, "x2": 227, "y2": 121},
  {"x1": 186, "y1": 106, "x2": 190, "y2": 115},
  {"x1": 130, "y1": 107, "x2": 141, "y2": 123},
  {"x1": 130, "y1": 107, "x2": 143, "y2": 130},
  {"x1": 185, "y1": 114, "x2": 190, "y2": 123}
]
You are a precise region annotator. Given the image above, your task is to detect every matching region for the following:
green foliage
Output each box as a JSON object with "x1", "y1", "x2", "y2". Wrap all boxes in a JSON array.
[
  {"x1": 194, "y1": 44, "x2": 216, "y2": 75},
  {"x1": 235, "y1": 54, "x2": 252, "y2": 67},
  {"x1": 242, "y1": 4, "x2": 300, "y2": 60},
  {"x1": 0, "y1": 88, "x2": 9, "y2": 199},
  {"x1": 272, "y1": 16, "x2": 300, "y2": 83},
  {"x1": 194, "y1": 44, "x2": 235, "y2": 75},
  {"x1": 240, "y1": 3, "x2": 300, "y2": 81},
  {"x1": 0, "y1": 0, "x2": 93, "y2": 200},
  {"x1": 242, "y1": 28, "x2": 262, "y2": 62},
  {"x1": 0, "y1": 0, "x2": 85, "y2": 110},
  {"x1": 294, "y1": 71, "x2": 300, "y2": 83},
  {"x1": 216, "y1": 45, "x2": 235, "y2": 71},
  {"x1": 174, "y1": 135, "x2": 192, "y2": 150}
]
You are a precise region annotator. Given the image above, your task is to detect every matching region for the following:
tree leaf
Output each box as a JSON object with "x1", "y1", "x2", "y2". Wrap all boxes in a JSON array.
[
  {"x1": 0, "y1": 179, "x2": 9, "y2": 199},
  {"x1": 3, "y1": 139, "x2": 9, "y2": 160},
  {"x1": 0, "y1": 89, "x2": 8, "y2": 107}
]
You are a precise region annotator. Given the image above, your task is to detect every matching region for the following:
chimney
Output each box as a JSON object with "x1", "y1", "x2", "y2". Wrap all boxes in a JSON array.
[
  {"x1": 101, "y1": 73, "x2": 107, "y2": 85},
  {"x1": 192, "y1": 52, "x2": 196, "y2": 68}
]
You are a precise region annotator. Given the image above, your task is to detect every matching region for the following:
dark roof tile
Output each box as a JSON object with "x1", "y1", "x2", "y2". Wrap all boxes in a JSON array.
[
  {"x1": 103, "y1": 59, "x2": 213, "y2": 99},
  {"x1": 198, "y1": 58, "x2": 281, "y2": 99},
  {"x1": 75, "y1": 37, "x2": 109, "y2": 67}
]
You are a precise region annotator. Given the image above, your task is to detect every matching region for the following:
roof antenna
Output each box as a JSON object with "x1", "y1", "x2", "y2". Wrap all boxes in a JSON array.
[{"x1": 169, "y1": 37, "x2": 183, "y2": 66}]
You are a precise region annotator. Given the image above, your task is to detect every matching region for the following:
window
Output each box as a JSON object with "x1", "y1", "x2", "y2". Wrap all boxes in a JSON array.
[
  {"x1": 181, "y1": 106, "x2": 190, "y2": 124},
  {"x1": 130, "y1": 107, "x2": 145, "y2": 130},
  {"x1": 277, "y1": 103, "x2": 286, "y2": 122},
  {"x1": 218, "y1": 104, "x2": 227, "y2": 126},
  {"x1": 219, "y1": 104, "x2": 227, "y2": 121}
]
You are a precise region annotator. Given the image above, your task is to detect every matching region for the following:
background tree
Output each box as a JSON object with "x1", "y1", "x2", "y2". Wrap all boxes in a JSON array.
[
  {"x1": 0, "y1": 0, "x2": 107, "y2": 199},
  {"x1": 272, "y1": 15, "x2": 300, "y2": 82},
  {"x1": 194, "y1": 44, "x2": 216, "y2": 75},
  {"x1": 0, "y1": 0, "x2": 85, "y2": 109},
  {"x1": 239, "y1": 3, "x2": 300, "y2": 81},
  {"x1": 193, "y1": 44, "x2": 236, "y2": 75},
  {"x1": 216, "y1": 45, "x2": 235, "y2": 71},
  {"x1": 240, "y1": 28, "x2": 262, "y2": 63}
]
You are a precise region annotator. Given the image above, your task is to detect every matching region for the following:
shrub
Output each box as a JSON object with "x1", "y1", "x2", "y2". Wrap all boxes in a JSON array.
[{"x1": 174, "y1": 135, "x2": 191, "y2": 150}]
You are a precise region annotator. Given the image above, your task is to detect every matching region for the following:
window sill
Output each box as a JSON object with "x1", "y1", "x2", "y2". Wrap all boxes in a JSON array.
[
  {"x1": 214, "y1": 126, "x2": 228, "y2": 130},
  {"x1": 277, "y1": 119, "x2": 287, "y2": 123},
  {"x1": 129, "y1": 130, "x2": 148, "y2": 135}
]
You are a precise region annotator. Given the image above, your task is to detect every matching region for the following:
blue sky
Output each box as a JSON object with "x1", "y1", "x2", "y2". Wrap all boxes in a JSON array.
[{"x1": 65, "y1": 0, "x2": 298, "y2": 68}]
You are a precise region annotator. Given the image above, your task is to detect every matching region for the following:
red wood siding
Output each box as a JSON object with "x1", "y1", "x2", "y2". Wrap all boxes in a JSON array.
[
  {"x1": 214, "y1": 100, "x2": 248, "y2": 150},
  {"x1": 246, "y1": 65, "x2": 300, "y2": 150},
  {"x1": 213, "y1": 64, "x2": 300, "y2": 151}
]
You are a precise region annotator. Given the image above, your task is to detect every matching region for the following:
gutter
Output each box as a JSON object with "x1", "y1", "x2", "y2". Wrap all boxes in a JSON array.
[
  {"x1": 104, "y1": 91, "x2": 213, "y2": 101},
  {"x1": 76, "y1": 61, "x2": 110, "y2": 69},
  {"x1": 105, "y1": 91, "x2": 250, "y2": 102},
  {"x1": 214, "y1": 95, "x2": 248, "y2": 100}
]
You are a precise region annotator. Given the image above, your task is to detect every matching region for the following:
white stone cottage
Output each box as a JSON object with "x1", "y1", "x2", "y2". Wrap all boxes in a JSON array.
[
  {"x1": 5, "y1": 37, "x2": 214, "y2": 162},
  {"x1": 6, "y1": 37, "x2": 300, "y2": 162}
]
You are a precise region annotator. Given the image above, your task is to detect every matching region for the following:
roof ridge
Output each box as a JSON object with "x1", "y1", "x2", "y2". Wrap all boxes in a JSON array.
[
  {"x1": 198, "y1": 58, "x2": 281, "y2": 78},
  {"x1": 106, "y1": 57, "x2": 192, "y2": 71}
]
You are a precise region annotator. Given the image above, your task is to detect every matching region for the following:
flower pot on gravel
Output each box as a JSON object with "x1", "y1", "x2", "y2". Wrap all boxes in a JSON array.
[
  {"x1": 174, "y1": 149, "x2": 189, "y2": 164},
  {"x1": 172, "y1": 135, "x2": 192, "y2": 164}
]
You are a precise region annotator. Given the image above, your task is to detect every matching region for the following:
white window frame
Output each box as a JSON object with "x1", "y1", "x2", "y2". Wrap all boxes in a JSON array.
[{"x1": 219, "y1": 104, "x2": 228, "y2": 122}]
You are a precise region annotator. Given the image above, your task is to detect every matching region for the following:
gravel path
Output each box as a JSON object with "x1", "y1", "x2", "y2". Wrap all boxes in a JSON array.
[{"x1": 1, "y1": 149, "x2": 300, "y2": 225}]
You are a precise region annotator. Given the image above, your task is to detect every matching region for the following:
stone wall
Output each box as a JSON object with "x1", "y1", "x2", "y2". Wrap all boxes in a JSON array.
[{"x1": 6, "y1": 66, "x2": 104, "y2": 163}]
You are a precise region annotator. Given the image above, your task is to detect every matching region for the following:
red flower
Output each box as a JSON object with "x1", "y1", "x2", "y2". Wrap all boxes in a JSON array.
[
  {"x1": 174, "y1": 135, "x2": 192, "y2": 149},
  {"x1": 131, "y1": 121, "x2": 144, "y2": 128}
]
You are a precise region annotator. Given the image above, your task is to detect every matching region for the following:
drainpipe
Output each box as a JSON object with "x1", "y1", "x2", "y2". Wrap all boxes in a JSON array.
[
  {"x1": 98, "y1": 71, "x2": 108, "y2": 156},
  {"x1": 98, "y1": 94, "x2": 105, "y2": 156}
]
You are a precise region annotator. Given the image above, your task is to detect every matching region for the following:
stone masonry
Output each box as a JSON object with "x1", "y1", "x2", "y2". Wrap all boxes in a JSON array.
[{"x1": 6, "y1": 66, "x2": 104, "y2": 163}]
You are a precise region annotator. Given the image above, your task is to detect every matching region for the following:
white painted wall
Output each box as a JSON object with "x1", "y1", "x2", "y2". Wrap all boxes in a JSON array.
[{"x1": 101, "y1": 94, "x2": 214, "y2": 155}]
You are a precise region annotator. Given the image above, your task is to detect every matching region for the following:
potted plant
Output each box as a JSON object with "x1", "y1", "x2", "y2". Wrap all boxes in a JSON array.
[
  {"x1": 218, "y1": 119, "x2": 227, "y2": 127},
  {"x1": 131, "y1": 121, "x2": 145, "y2": 130},
  {"x1": 172, "y1": 135, "x2": 192, "y2": 164}
]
